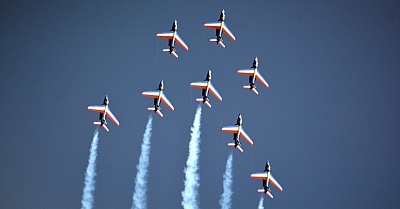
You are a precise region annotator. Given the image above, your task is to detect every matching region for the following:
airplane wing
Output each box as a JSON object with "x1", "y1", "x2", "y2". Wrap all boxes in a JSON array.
[
  {"x1": 204, "y1": 22, "x2": 221, "y2": 29},
  {"x1": 87, "y1": 105, "x2": 105, "y2": 113},
  {"x1": 222, "y1": 23, "x2": 236, "y2": 41},
  {"x1": 222, "y1": 125, "x2": 239, "y2": 133},
  {"x1": 156, "y1": 32, "x2": 173, "y2": 39},
  {"x1": 161, "y1": 92, "x2": 174, "y2": 111},
  {"x1": 190, "y1": 81, "x2": 208, "y2": 89},
  {"x1": 175, "y1": 33, "x2": 189, "y2": 51},
  {"x1": 251, "y1": 172, "x2": 283, "y2": 192},
  {"x1": 237, "y1": 69, "x2": 255, "y2": 76},
  {"x1": 269, "y1": 173, "x2": 283, "y2": 192},
  {"x1": 106, "y1": 107, "x2": 120, "y2": 126},
  {"x1": 142, "y1": 90, "x2": 160, "y2": 98},
  {"x1": 255, "y1": 72, "x2": 270, "y2": 88},
  {"x1": 209, "y1": 82, "x2": 222, "y2": 101},
  {"x1": 239, "y1": 128, "x2": 253, "y2": 146}
]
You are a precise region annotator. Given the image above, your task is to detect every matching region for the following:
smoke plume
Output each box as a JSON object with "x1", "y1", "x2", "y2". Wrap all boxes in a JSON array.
[
  {"x1": 181, "y1": 105, "x2": 202, "y2": 209},
  {"x1": 219, "y1": 151, "x2": 233, "y2": 209},
  {"x1": 132, "y1": 115, "x2": 153, "y2": 209},
  {"x1": 81, "y1": 128, "x2": 100, "y2": 209}
]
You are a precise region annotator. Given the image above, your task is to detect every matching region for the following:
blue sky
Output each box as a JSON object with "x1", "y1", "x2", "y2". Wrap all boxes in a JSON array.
[{"x1": 1, "y1": 0, "x2": 400, "y2": 208}]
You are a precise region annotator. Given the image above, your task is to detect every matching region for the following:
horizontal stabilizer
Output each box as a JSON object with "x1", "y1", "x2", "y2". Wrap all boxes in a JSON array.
[
  {"x1": 156, "y1": 110, "x2": 163, "y2": 117},
  {"x1": 93, "y1": 122, "x2": 109, "y2": 132},
  {"x1": 210, "y1": 39, "x2": 226, "y2": 48},
  {"x1": 196, "y1": 98, "x2": 204, "y2": 102},
  {"x1": 228, "y1": 143, "x2": 243, "y2": 152},
  {"x1": 257, "y1": 189, "x2": 273, "y2": 198},
  {"x1": 218, "y1": 41, "x2": 225, "y2": 48},
  {"x1": 147, "y1": 107, "x2": 156, "y2": 111},
  {"x1": 243, "y1": 85, "x2": 259, "y2": 95},
  {"x1": 171, "y1": 51, "x2": 178, "y2": 58},
  {"x1": 204, "y1": 101, "x2": 212, "y2": 108},
  {"x1": 162, "y1": 49, "x2": 170, "y2": 52},
  {"x1": 102, "y1": 124, "x2": 109, "y2": 132}
]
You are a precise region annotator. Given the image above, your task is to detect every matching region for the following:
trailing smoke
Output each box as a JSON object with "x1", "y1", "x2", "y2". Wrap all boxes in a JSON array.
[
  {"x1": 81, "y1": 128, "x2": 100, "y2": 209},
  {"x1": 258, "y1": 195, "x2": 264, "y2": 209},
  {"x1": 181, "y1": 105, "x2": 202, "y2": 209},
  {"x1": 219, "y1": 151, "x2": 233, "y2": 209},
  {"x1": 132, "y1": 115, "x2": 153, "y2": 209}
]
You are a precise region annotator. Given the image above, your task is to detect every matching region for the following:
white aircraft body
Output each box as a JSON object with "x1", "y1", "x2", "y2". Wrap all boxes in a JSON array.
[
  {"x1": 221, "y1": 114, "x2": 253, "y2": 152},
  {"x1": 156, "y1": 20, "x2": 189, "y2": 58},
  {"x1": 190, "y1": 70, "x2": 222, "y2": 108},
  {"x1": 237, "y1": 57, "x2": 269, "y2": 95},
  {"x1": 142, "y1": 80, "x2": 174, "y2": 117},
  {"x1": 87, "y1": 96, "x2": 120, "y2": 132},
  {"x1": 251, "y1": 161, "x2": 283, "y2": 198},
  {"x1": 204, "y1": 10, "x2": 236, "y2": 48}
]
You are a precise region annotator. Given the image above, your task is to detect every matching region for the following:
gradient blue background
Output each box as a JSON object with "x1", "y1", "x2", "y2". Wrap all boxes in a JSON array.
[{"x1": 1, "y1": 0, "x2": 400, "y2": 208}]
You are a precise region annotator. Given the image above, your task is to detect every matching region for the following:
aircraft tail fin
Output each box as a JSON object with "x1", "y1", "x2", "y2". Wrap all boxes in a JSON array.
[
  {"x1": 93, "y1": 122, "x2": 109, "y2": 132},
  {"x1": 257, "y1": 189, "x2": 274, "y2": 198},
  {"x1": 210, "y1": 39, "x2": 225, "y2": 48},
  {"x1": 243, "y1": 85, "x2": 259, "y2": 95},
  {"x1": 228, "y1": 143, "x2": 243, "y2": 152}
]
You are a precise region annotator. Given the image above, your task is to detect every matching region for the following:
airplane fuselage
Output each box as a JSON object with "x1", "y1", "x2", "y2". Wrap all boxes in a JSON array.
[{"x1": 99, "y1": 97, "x2": 109, "y2": 125}]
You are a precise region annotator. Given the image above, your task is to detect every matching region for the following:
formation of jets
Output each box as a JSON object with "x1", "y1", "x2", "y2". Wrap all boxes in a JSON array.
[{"x1": 87, "y1": 10, "x2": 282, "y2": 201}]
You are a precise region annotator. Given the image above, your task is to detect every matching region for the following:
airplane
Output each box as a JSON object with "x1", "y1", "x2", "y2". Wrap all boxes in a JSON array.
[
  {"x1": 87, "y1": 95, "x2": 120, "y2": 132},
  {"x1": 221, "y1": 114, "x2": 253, "y2": 152},
  {"x1": 190, "y1": 70, "x2": 223, "y2": 108},
  {"x1": 237, "y1": 57, "x2": 269, "y2": 95},
  {"x1": 204, "y1": 10, "x2": 236, "y2": 48},
  {"x1": 156, "y1": 20, "x2": 189, "y2": 58},
  {"x1": 142, "y1": 80, "x2": 174, "y2": 117},
  {"x1": 250, "y1": 161, "x2": 283, "y2": 199}
]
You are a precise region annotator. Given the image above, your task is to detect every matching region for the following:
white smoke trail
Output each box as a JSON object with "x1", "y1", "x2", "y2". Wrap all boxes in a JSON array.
[
  {"x1": 181, "y1": 105, "x2": 202, "y2": 209},
  {"x1": 258, "y1": 195, "x2": 265, "y2": 209},
  {"x1": 219, "y1": 151, "x2": 233, "y2": 209},
  {"x1": 81, "y1": 128, "x2": 100, "y2": 209},
  {"x1": 132, "y1": 114, "x2": 153, "y2": 209}
]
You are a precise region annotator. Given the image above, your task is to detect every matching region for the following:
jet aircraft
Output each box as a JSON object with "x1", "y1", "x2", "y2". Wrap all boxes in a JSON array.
[
  {"x1": 237, "y1": 57, "x2": 269, "y2": 95},
  {"x1": 190, "y1": 70, "x2": 222, "y2": 108},
  {"x1": 156, "y1": 20, "x2": 189, "y2": 58},
  {"x1": 142, "y1": 80, "x2": 174, "y2": 117},
  {"x1": 251, "y1": 161, "x2": 283, "y2": 198},
  {"x1": 221, "y1": 114, "x2": 253, "y2": 152},
  {"x1": 204, "y1": 10, "x2": 236, "y2": 48},
  {"x1": 87, "y1": 96, "x2": 120, "y2": 132}
]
